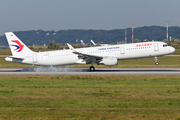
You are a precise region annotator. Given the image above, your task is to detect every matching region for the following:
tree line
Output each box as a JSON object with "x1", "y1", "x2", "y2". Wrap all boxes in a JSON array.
[{"x1": 0, "y1": 26, "x2": 180, "y2": 47}]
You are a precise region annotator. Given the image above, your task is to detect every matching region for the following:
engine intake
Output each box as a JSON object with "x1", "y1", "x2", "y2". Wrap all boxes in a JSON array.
[{"x1": 100, "y1": 56, "x2": 118, "y2": 66}]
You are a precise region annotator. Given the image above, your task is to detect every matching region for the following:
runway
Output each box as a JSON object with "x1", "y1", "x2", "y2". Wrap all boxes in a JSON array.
[{"x1": 0, "y1": 67, "x2": 180, "y2": 75}]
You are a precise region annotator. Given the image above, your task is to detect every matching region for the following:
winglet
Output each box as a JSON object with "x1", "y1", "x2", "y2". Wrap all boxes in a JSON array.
[{"x1": 67, "y1": 43, "x2": 76, "y2": 52}]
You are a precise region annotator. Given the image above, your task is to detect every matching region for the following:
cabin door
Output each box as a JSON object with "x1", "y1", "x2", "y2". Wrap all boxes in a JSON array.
[{"x1": 154, "y1": 43, "x2": 159, "y2": 51}]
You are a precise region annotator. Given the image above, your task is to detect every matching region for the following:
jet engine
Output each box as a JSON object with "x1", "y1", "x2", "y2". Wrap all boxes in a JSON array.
[{"x1": 100, "y1": 56, "x2": 118, "y2": 66}]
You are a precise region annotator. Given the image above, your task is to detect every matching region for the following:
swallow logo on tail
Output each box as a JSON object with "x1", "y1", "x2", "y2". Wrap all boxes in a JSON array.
[{"x1": 10, "y1": 40, "x2": 24, "y2": 52}]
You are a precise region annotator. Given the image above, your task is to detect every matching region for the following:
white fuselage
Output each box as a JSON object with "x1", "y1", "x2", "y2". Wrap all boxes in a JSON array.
[{"x1": 5, "y1": 41, "x2": 175, "y2": 66}]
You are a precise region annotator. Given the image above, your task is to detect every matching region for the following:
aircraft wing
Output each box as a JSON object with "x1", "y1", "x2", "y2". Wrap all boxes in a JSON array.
[{"x1": 67, "y1": 43, "x2": 103, "y2": 64}]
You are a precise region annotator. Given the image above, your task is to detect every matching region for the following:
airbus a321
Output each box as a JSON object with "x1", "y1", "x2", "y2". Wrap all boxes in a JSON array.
[{"x1": 5, "y1": 32, "x2": 175, "y2": 71}]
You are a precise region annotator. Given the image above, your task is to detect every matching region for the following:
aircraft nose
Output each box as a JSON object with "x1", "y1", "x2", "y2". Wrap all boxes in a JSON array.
[
  {"x1": 172, "y1": 47, "x2": 175, "y2": 52},
  {"x1": 170, "y1": 46, "x2": 175, "y2": 53}
]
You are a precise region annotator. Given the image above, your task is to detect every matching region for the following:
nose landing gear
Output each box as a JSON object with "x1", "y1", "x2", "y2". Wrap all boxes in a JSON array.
[{"x1": 155, "y1": 57, "x2": 159, "y2": 65}]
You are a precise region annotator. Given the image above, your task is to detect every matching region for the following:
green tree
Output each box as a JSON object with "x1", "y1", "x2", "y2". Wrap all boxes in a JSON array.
[
  {"x1": 133, "y1": 38, "x2": 141, "y2": 43},
  {"x1": 48, "y1": 41, "x2": 57, "y2": 49},
  {"x1": 164, "y1": 38, "x2": 180, "y2": 49}
]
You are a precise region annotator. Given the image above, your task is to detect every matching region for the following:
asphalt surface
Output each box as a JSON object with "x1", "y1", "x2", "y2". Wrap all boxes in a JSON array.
[{"x1": 0, "y1": 67, "x2": 180, "y2": 75}]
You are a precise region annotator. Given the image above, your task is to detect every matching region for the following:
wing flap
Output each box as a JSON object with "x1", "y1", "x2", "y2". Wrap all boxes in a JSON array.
[{"x1": 67, "y1": 43, "x2": 103, "y2": 64}]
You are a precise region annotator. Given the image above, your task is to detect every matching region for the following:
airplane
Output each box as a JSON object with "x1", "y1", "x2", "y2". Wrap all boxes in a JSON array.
[
  {"x1": 5, "y1": 32, "x2": 175, "y2": 71},
  {"x1": 80, "y1": 40, "x2": 87, "y2": 46},
  {"x1": 91, "y1": 40, "x2": 109, "y2": 46},
  {"x1": 90, "y1": 39, "x2": 96, "y2": 45}
]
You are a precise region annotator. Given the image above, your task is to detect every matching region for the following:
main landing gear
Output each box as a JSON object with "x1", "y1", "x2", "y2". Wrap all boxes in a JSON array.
[
  {"x1": 89, "y1": 61, "x2": 96, "y2": 71},
  {"x1": 89, "y1": 66, "x2": 95, "y2": 71},
  {"x1": 155, "y1": 57, "x2": 159, "y2": 65}
]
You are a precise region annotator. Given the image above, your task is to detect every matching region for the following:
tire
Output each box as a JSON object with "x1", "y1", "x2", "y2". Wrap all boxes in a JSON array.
[
  {"x1": 89, "y1": 66, "x2": 95, "y2": 71},
  {"x1": 155, "y1": 62, "x2": 159, "y2": 65}
]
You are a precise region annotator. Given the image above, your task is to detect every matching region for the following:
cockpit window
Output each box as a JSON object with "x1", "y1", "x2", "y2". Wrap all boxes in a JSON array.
[{"x1": 163, "y1": 44, "x2": 168, "y2": 47}]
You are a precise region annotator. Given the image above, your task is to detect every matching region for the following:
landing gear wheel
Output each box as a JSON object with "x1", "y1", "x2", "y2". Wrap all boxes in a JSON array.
[
  {"x1": 155, "y1": 62, "x2": 159, "y2": 65},
  {"x1": 89, "y1": 66, "x2": 95, "y2": 71}
]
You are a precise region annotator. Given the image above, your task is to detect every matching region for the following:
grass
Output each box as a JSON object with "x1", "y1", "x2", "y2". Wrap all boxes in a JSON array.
[
  {"x1": 173, "y1": 49, "x2": 180, "y2": 55},
  {"x1": 0, "y1": 48, "x2": 11, "y2": 55},
  {"x1": 0, "y1": 75, "x2": 180, "y2": 119}
]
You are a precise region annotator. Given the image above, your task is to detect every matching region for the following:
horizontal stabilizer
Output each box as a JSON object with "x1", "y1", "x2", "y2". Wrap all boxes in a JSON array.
[{"x1": 8, "y1": 56, "x2": 25, "y2": 60}]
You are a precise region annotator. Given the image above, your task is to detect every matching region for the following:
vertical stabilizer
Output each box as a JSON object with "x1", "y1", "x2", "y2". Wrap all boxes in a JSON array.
[
  {"x1": 90, "y1": 40, "x2": 96, "y2": 45},
  {"x1": 5, "y1": 32, "x2": 34, "y2": 56},
  {"x1": 81, "y1": 40, "x2": 87, "y2": 46}
]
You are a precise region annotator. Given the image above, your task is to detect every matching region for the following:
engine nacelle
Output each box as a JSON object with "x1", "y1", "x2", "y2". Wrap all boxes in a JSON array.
[{"x1": 100, "y1": 56, "x2": 118, "y2": 66}]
